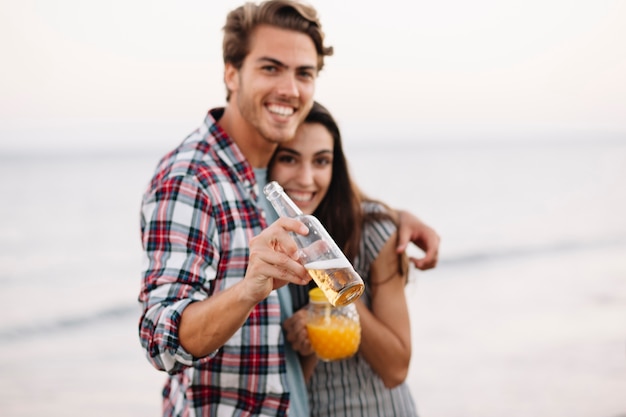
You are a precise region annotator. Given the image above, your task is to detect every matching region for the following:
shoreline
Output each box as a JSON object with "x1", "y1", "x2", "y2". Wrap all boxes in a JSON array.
[{"x1": 1, "y1": 246, "x2": 625, "y2": 417}]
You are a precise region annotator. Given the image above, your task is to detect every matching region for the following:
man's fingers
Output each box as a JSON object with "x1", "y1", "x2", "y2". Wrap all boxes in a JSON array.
[
  {"x1": 395, "y1": 227, "x2": 412, "y2": 253},
  {"x1": 410, "y1": 247, "x2": 439, "y2": 270},
  {"x1": 256, "y1": 218, "x2": 309, "y2": 259}
]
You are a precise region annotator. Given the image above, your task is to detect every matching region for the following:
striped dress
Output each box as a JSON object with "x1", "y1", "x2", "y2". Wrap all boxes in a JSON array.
[{"x1": 291, "y1": 201, "x2": 419, "y2": 417}]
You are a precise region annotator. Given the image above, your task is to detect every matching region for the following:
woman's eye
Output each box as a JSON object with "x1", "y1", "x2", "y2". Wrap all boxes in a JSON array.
[
  {"x1": 314, "y1": 157, "x2": 332, "y2": 167},
  {"x1": 277, "y1": 155, "x2": 296, "y2": 164}
]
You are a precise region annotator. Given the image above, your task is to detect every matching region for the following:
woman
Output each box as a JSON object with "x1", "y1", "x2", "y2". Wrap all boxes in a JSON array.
[{"x1": 268, "y1": 102, "x2": 418, "y2": 416}]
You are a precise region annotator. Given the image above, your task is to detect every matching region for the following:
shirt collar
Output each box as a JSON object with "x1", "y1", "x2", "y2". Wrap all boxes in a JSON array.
[{"x1": 202, "y1": 108, "x2": 258, "y2": 200}]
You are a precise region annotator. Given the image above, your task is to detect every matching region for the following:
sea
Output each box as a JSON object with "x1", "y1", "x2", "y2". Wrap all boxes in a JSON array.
[{"x1": 1, "y1": 138, "x2": 625, "y2": 417}]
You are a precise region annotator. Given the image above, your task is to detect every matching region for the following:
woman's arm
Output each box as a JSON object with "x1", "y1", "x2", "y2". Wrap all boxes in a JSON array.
[{"x1": 355, "y1": 231, "x2": 412, "y2": 388}]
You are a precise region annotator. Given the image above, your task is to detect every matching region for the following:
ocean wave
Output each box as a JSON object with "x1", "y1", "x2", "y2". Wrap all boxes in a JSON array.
[
  {"x1": 2, "y1": 236, "x2": 625, "y2": 342},
  {"x1": 440, "y1": 236, "x2": 626, "y2": 266},
  {"x1": 0, "y1": 304, "x2": 138, "y2": 343}
]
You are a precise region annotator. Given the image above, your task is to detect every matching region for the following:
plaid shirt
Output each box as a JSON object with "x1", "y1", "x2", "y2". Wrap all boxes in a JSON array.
[{"x1": 138, "y1": 108, "x2": 289, "y2": 416}]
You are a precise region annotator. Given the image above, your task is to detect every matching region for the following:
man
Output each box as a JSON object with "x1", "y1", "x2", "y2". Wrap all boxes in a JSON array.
[{"x1": 138, "y1": 1, "x2": 439, "y2": 416}]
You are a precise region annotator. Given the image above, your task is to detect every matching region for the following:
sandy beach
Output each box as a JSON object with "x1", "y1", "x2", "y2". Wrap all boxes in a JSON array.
[{"x1": 407, "y1": 244, "x2": 626, "y2": 417}]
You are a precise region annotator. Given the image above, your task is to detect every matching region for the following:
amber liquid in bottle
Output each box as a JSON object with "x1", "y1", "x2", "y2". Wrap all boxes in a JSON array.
[{"x1": 263, "y1": 181, "x2": 364, "y2": 306}]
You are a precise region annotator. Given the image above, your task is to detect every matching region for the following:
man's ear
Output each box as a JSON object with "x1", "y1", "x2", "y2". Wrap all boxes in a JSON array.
[{"x1": 224, "y1": 63, "x2": 239, "y2": 95}]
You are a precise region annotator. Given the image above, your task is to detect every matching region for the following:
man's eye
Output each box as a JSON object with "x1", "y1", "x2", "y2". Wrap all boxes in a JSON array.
[
  {"x1": 298, "y1": 70, "x2": 315, "y2": 80},
  {"x1": 262, "y1": 66, "x2": 278, "y2": 73}
]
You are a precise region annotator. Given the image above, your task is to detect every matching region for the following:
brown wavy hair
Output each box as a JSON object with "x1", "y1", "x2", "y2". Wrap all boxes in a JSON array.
[{"x1": 222, "y1": 0, "x2": 334, "y2": 100}]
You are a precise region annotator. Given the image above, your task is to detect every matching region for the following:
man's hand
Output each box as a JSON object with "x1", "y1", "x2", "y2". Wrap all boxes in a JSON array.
[
  {"x1": 242, "y1": 217, "x2": 312, "y2": 303},
  {"x1": 178, "y1": 217, "x2": 311, "y2": 358},
  {"x1": 396, "y1": 210, "x2": 440, "y2": 270}
]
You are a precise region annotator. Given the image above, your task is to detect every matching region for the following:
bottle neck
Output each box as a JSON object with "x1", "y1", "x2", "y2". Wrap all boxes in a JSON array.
[{"x1": 263, "y1": 181, "x2": 304, "y2": 218}]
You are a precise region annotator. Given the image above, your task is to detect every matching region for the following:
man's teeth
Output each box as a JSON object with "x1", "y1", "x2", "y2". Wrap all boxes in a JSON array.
[{"x1": 268, "y1": 104, "x2": 294, "y2": 117}]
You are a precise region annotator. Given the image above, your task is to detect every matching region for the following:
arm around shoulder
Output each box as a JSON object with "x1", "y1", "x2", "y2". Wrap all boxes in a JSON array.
[{"x1": 395, "y1": 209, "x2": 440, "y2": 270}]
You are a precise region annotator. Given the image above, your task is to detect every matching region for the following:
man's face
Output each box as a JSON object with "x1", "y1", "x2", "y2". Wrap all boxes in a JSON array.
[{"x1": 225, "y1": 25, "x2": 318, "y2": 144}]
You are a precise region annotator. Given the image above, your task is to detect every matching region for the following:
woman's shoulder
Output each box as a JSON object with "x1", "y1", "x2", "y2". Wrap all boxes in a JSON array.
[
  {"x1": 361, "y1": 200, "x2": 396, "y2": 231},
  {"x1": 361, "y1": 200, "x2": 390, "y2": 215},
  {"x1": 359, "y1": 201, "x2": 397, "y2": 255}
]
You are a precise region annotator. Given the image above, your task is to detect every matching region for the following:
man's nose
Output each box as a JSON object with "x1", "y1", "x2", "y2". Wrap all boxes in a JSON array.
[{"x1": 276, "y1": 73, "x2": 299, "y2": 98}]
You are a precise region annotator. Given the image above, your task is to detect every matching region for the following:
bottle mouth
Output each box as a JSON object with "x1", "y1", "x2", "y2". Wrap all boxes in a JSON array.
[
  {"x1": 334, "y1": 283, "x2": 364, "y2": 307},
  {"x1": 263, "y1": 181, "x2": 282, "y2": 199},
  {"x1": 309, "y1": 283, "x2": 364, "y2": 306}
]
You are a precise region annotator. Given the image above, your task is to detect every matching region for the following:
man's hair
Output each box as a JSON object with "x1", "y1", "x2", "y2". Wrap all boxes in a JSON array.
[{"x1": 222, "y1": 0, "x2": 334, "y2": 100}]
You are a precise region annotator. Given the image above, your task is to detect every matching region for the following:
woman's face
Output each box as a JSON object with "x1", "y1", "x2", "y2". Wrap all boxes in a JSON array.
[{"x1": 269, "y1": 122, "x2": 334, "y2": 215}]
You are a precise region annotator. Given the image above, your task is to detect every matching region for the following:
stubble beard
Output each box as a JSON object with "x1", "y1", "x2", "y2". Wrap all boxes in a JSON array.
[{"x1": 235, "y1": 86, "x2": 310, "y2": 145}]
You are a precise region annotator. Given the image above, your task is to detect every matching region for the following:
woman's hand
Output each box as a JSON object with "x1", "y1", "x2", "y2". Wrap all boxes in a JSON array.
[{"x1": 283, "y1": 308, "x2": 314, "y2": 356}]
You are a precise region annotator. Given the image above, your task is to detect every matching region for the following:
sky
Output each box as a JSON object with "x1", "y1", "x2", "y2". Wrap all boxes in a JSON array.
[{"x1": 1, "y1": 0, "x2": 626, "y2": 152}]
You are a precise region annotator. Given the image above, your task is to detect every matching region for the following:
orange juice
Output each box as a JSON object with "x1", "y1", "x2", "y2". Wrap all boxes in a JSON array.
[{"x1": 306, "y1": 315, "x2": 361, "y2": 361}]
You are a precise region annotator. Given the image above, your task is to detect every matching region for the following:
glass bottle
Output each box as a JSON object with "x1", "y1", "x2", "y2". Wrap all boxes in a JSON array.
[{"x1": 263, "y1": 181, "x2": 365, "y2": 306}]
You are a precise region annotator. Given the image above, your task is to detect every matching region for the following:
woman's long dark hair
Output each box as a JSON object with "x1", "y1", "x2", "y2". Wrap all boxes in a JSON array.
[
  {"x1": 269, "y1": 101, "x2": 396, "y2": 262},
  {"x1": 303, "y1": 102, "x2": 364, "y2": 261}
]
